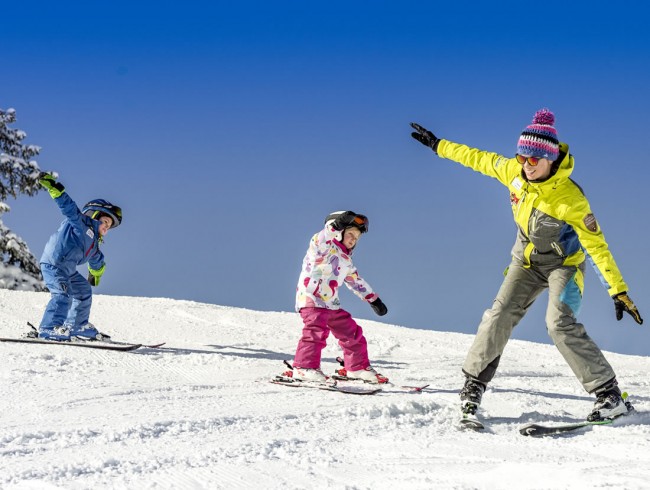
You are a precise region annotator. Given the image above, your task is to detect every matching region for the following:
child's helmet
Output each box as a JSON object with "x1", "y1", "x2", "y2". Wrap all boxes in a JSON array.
[
  {"x1": 82, "y1": 199, "x2": 123, "y2": 228},
  {"x1": 324, "y1": 211, "x2": 369, "y2": 233}
]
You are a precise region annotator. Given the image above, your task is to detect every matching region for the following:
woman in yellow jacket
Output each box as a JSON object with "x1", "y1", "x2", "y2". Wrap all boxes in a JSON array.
[{"x1": 411, "y1": 109, "x2": 643, "y2": 425}]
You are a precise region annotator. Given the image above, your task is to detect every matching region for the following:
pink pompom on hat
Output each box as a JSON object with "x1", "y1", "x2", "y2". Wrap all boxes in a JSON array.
[{"x1": 517, "y1": 108, "x2": 559, "y2": 161}]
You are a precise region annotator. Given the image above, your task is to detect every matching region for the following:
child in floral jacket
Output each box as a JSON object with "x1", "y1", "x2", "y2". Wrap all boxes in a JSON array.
[{"x1": 291, "y1": 211, "x2": 388, "y2": 384}]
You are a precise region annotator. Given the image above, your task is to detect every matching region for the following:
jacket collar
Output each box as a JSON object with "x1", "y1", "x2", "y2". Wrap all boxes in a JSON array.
[
  {"x1": 333, "y1": 238, "x2": 351, "y2": 255},
  {"x1": 523, "y1": 142, "x2": 573, "y2": 187}
]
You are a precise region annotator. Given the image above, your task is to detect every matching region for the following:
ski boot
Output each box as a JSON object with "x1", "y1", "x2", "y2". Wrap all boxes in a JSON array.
[
  {"x1": 346, "y1": 366, "x2": 389, "y2": 384},
  {"x1": 291, "y1": 367, "x2": 329, "y2": 382},
  {"x1": 459, "y1": 377, "x2": 486, "y2": 429},
  {"x1": 71, "y1": 323, "x2": 111, "y2": 341},
  {"x1": 460, "y1": 377, "x2": 485, "y2": 407},
  {"x1": 588, "y1": 380, "x2": 633, "y2": 421},
  {"x1": 37, "y1": 326, "x2": 71, "y2": 341}
]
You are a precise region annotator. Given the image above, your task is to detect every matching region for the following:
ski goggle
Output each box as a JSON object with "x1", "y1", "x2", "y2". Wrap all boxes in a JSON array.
[
  {"x1": 352, "y1": 214, "x2": 369, "y2": 233},
  {"x1": 515, "y1": 154, "x2": 541, "y2": 166}
]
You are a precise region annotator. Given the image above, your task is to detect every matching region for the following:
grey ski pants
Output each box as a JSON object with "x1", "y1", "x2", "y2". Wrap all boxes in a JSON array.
[{"x1": 462, "y1": 259, "x2": 615, "y2": 393}]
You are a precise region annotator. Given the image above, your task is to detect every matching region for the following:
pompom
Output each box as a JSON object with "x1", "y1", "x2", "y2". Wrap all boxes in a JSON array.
[{"x1": 532, "y1": 108, "x2": 555, "y2": 126}]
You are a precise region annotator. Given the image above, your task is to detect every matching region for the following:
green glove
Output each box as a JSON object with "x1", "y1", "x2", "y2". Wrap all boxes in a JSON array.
[
  {"x1": 39, "y1": 174, "x2": 65, "y2": 199},
  {"x1": 87, "y1": 264, "x2": 106, "y2": 287}
]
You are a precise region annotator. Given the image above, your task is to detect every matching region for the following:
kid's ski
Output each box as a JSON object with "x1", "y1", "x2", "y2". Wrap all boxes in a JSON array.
[
  {"x1": 270, "y1": 375, "x2": 382, "y2": 395},
  {"x1": 106, "y1": 340, "x2": 166, "y2": 349},
  {"x1": 22, "y1": 322, "x2": 165, "y2": 349},
  {"x1": 331, "y1": 373, "x2": 428, "y2": 393},
  {"x1": 0, "y1": 336, "x2": 142, "y2": 352},
  {"x1": 333, "y1": 357, "x2": 428, "y2": 393},
  {"x1": 271, "y1": 360, "x2": 381, "y2": 395}
]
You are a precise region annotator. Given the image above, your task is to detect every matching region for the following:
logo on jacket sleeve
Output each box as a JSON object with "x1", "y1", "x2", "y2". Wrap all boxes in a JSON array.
[{"x1": 583, "y1": 213, "x2": 598, "y2": 232}]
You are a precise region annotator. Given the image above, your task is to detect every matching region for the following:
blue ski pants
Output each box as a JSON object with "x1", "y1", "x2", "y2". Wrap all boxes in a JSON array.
[{"x1": 40, "y1": 263, "x2": 92, "y2": 331}]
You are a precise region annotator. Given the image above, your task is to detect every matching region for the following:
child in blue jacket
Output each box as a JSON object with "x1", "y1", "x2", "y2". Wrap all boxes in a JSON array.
[{"x1": 36, "y1": 174, "x2": 122, "y2": 341}]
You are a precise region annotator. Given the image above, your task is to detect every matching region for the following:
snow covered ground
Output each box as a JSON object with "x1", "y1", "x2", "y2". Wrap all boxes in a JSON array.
[{"x1": 1, "y1": 289, "x2": 649, "y2": 490}]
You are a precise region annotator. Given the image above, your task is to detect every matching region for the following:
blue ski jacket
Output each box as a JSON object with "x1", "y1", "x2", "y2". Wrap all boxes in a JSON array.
[{"x1": 40, "y1": 192, "x2": 105, "y2": 276}]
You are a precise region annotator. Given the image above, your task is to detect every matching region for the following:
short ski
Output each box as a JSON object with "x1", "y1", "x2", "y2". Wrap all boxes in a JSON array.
[
  {"x1": 332, "y1": 357, "x2": 426, "y2": 392},
  {"x1": 0, "y1": 337, "x2": 142, "y2": 352},
  {"x1": 332, "y1": 374, "x2": 428, "y2": 393},
  {"x1": 270, "y1": 376, "x2": 381, "y2": 395},
  {"x1": 23, "y1": 322, "x2": 164, "y2": 349},
  {"x1": 105, "y1": 340, "x2": 166, "y2": 349},
  {"x1": 272, "y1": 360, "x2": 381, "y2": 395}
]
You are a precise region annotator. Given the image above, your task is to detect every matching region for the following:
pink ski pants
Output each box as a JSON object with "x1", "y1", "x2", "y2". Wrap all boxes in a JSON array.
[{"x1": 294, "y1": 307, "x2": 370, "y2": 371}]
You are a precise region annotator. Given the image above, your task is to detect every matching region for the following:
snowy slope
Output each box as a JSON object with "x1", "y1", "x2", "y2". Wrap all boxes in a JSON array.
[{"x1": 1, "y1": 289, "x2": 649, "y2": 490}]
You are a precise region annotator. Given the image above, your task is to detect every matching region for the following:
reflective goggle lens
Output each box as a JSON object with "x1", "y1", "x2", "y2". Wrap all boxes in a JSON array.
[{"x1": 353, "y1": 215, "x2": 369, "y2": 232}]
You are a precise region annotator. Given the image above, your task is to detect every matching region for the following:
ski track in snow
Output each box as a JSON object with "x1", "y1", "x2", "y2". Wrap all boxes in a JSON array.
[{"x1": 2, "y1": 290, "x2": 650, "y2": 489}]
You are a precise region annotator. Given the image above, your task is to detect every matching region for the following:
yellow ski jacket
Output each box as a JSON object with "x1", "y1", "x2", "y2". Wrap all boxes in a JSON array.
[{"x1": 437, "y1": 139, "x2": 627, "y2": 297}]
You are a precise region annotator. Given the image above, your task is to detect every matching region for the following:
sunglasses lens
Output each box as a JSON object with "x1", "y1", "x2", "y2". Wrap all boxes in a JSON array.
[{"x1": 515, "y1": 154, "x2": 540, "y2": 166}]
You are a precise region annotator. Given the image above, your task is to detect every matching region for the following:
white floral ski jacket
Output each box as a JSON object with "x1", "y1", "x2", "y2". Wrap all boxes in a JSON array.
[{"x1": 295, "y1": 223, "x2": 377, "y2": 311}]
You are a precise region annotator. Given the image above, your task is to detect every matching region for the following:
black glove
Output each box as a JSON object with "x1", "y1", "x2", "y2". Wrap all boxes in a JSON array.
[
  {"x1": 410, "y1": 122, "x2": 440, "y2": 153},
  {"x1": 614, "y1": 292, "x2": 643, "y2": 324},
  {"x1": 370, "y1": 297, "x2": 388, "y2": 316},
  {"x1": 332, "y1": 211, "x2": 358, "y2": 231}
]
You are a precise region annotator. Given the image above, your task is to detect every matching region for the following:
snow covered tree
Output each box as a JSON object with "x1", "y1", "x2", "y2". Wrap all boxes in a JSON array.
[{"x1": 0, "y1": 107, "x2": 48, "y2": 291}]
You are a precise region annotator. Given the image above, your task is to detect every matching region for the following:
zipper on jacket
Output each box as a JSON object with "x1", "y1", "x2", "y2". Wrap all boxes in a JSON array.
[
  {"x1": 551, "y1": 242, "x2": 566, "y2": 258},
  {"x1": 85, "y1": 241, "x2": 95, "y2": 257}
]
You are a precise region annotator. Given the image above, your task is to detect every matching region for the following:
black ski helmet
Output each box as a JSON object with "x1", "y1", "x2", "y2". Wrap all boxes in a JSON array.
[
  {"x1": 324, "y1": 211, "x2": 369, "y2": 233},
  {"x1": 82, "y1": 199, "x2": 123, "y2": 228}
]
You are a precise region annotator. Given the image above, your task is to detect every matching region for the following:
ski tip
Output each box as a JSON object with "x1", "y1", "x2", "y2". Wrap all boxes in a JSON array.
[
  {"x1": 144, "y1": 342, "x2": 166, "y2": 348},
  {"x1": 459, "y1": 418, "x2": 485, "y2": 431},
  {"x1": 519, "y1": 424, "x2": 540, "y2": 436}
]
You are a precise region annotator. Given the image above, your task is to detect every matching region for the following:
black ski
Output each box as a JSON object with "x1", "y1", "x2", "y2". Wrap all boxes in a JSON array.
[
  {"x1": 520, "y1": 395, "x2": 634, "y2": 437},
  {"x1": 460, "y1": 415, "x2": 485, "y2": 430},
  {"x1": 459, "y1": 402, "x2": 485, "y2": 430},
  {"x1": 22, "y1": 322, "x2": 164, "y2": 349},
  {"x1": 105, "y1": 340, "x2": 166, "y2": 349},
  {"x1": 520, "y1": 418, "x2": 614, "y2": 436},
  {"x1": 0, "y1": 337, "x2": 142, "y2": 351}
]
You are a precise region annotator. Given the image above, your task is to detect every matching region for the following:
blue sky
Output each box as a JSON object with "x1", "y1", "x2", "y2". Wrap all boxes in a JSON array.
[{"x1": 3, "y1": 1, "x2": 650, "y2": 357}]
